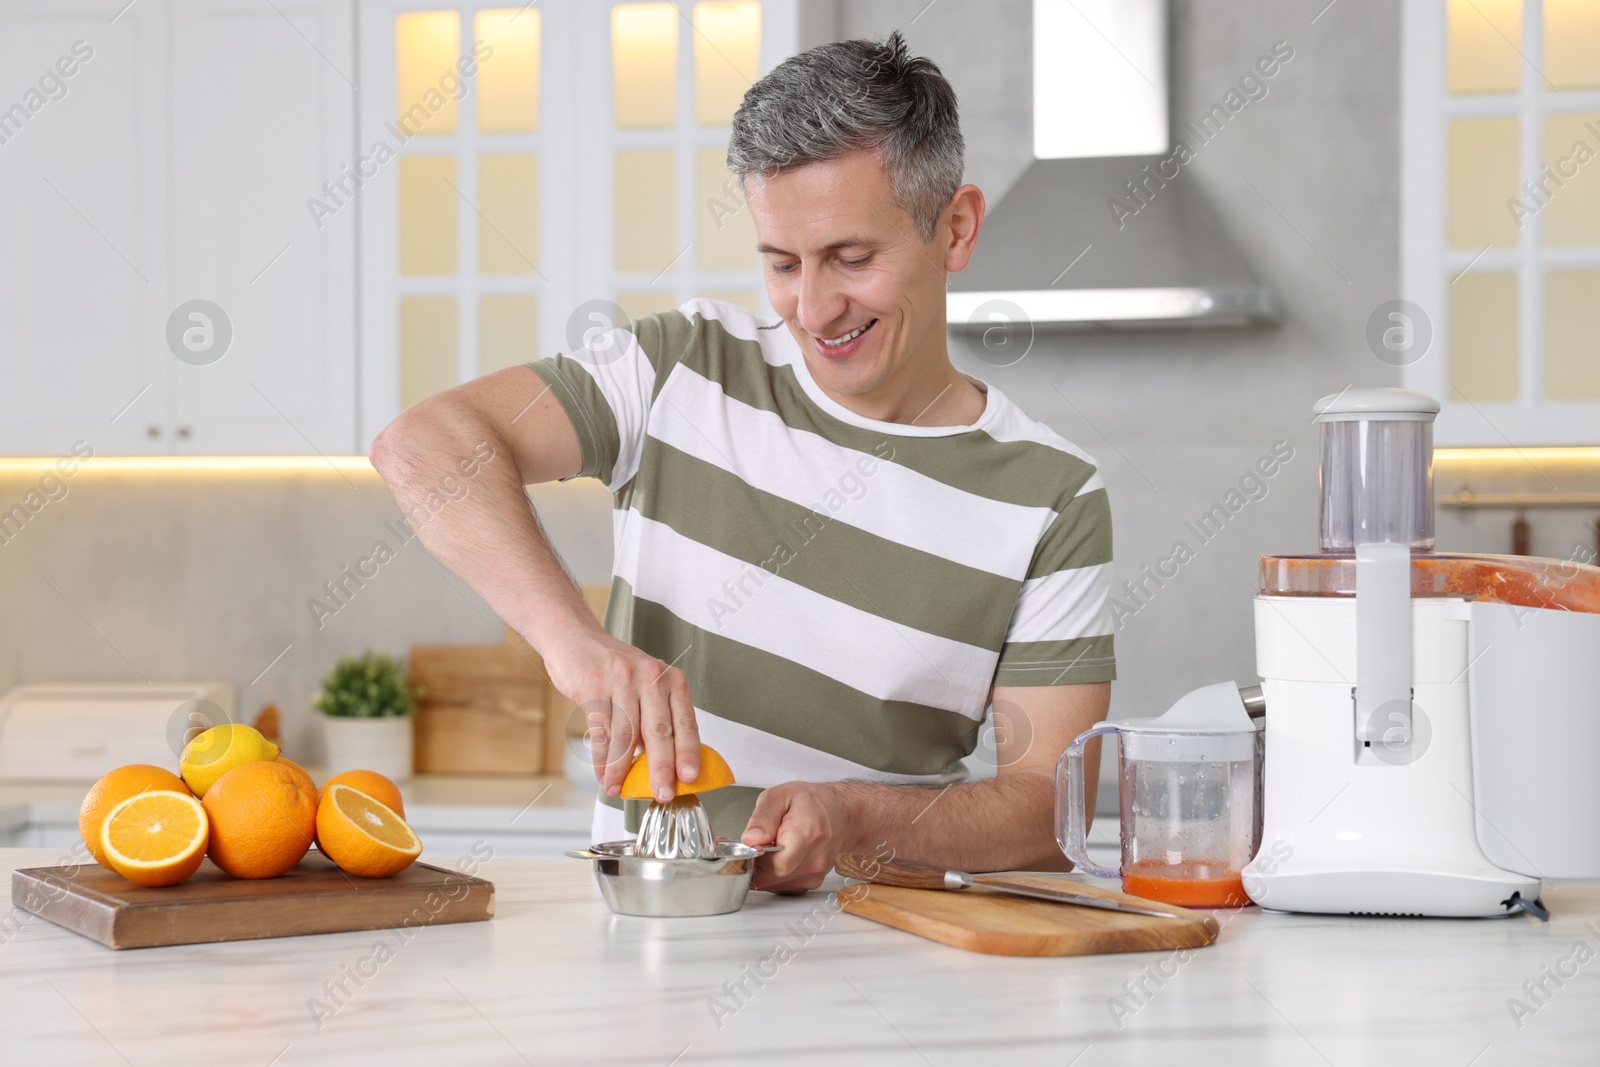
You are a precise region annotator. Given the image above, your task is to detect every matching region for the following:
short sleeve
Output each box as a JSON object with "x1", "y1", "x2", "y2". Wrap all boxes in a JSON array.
[
  {"x1": 527, "y1": 308, "x2": 695, "y2": 492},
  {"x1": 993, "y1": 484, "x2": 1116, "y2": 686}
]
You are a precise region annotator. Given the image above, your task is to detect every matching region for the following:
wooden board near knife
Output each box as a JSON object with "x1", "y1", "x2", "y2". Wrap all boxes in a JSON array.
[{"x1": 836, "y1": 856, "x2": 1221, "y2": 957}]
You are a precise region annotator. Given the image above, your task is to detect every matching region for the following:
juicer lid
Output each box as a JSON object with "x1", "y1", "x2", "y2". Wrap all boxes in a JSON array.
[
  {"x1": 1109, "y1": 681, "x2": 1261, "y2": 734},
  {"x1": 1314, "y1": 387, "x2": 1440, "y2": 423}
]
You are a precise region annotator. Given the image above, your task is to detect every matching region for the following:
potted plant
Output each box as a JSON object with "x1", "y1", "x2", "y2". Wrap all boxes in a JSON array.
[{"x1": 313, "y1": 651, "x2": 421, "y2": 781}]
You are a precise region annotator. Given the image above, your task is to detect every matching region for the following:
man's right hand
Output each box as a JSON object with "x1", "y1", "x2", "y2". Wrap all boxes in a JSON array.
[{"x1": 541, "y1": 628, "x2": 699, "y2": 803}]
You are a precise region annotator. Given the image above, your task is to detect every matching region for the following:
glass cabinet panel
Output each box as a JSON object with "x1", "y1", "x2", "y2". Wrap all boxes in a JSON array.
[
  {"x1": 476, "y1": 8, "x2": 540, "y2": 132},
  {"x1": 696, "y1": 147, "x2": 756, "y2": 270},
  {"x1": 401, "y1": 297, "x2": 458, "y2": 409},
  {"x1": 1543, "y1": 270, "x2": 1600, "y2": 399},
  {"x1": 615, "y1": 148, "x2": 677, "y2": 273},
  {"x1": 612, "y1": 3, "x2": 679, "y2": 128},
  {"x1": 480, "y1": 295, "x2": 540, "y2": 374},
  {"x1": 1449, "y1": 272, "x2": 1520, "y2": 402},
  {"x1": 1449, "y1": 117, "x2": 1521, "y2": 248},
  {"x1": 396, "y1": 11, "x2": 461, "y2": 135},
  {"x1": 1545, "y1": 0, "x2": 1600, "y2": 90},
  {"x1": 694, "y1": 2, "x2": 760, "y2": 126},
  {"x1": 478, "y1": 153, "x2": 539, "y2": 274},
  {"x1": 1447, "y1": 0, "x2": 1522, "y2": 94},
  {"x1": 400, "y1": 155, "x2": 460, "y2": 275},
  {"x1": 1541, "y1": 114, "x2": 1600, "y2": 245}
]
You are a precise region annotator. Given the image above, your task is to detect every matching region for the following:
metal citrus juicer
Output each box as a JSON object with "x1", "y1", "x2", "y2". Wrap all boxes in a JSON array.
[{"x1": 566, "y1": 749, "x2": 776, "y2": 917}]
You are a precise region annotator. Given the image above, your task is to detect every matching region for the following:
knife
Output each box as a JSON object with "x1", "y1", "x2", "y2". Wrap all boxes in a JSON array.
[{"x1": 834, "y1": 853, "x2": 1185, "y2": 919}]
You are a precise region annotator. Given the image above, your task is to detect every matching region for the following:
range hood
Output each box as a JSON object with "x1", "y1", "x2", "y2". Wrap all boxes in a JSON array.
[{"x1": 947, "y1": 0, "x2": 1278, "y2": 330}]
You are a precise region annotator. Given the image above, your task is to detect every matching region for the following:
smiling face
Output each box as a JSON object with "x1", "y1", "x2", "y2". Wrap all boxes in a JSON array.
[{"x1": 745, "y1": 150, "x2": 983, "y2": 420}]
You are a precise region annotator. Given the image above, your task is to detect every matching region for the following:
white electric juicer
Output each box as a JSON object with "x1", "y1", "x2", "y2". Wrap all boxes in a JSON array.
[{"x1": 1232, "y1": 388, "x2": 1600, "y2": 918}]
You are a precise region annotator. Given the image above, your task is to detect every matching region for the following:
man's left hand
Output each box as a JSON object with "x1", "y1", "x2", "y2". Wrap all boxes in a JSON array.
[{"x1": 740, "y1": 782, "x2": 850, "y2": 893}]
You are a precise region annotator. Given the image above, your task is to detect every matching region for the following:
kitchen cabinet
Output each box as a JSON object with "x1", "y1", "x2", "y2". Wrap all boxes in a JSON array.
[
  {"x1": 0, "y1": 0, "x2": 356, "y2": 456},
  {"x1": 0, "y1": 1, "x2": 169, "y2": 455},
  {"x1": 166, "y1": 0, "x2": 357, "y2": 455},
  {"x1": 1401, "y1": 3, "x2": 1600, "y2": 446}
]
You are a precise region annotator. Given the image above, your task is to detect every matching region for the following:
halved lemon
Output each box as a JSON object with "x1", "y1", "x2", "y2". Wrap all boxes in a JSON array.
[
  {"x1": 101, "y1": 790, "x2": 210, "y2": 887},
  {"x1": 316, "y1": 784, "x2": 422, "y2": 878}
]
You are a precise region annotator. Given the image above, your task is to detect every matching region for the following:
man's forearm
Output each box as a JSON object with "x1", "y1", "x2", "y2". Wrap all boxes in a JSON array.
[
  {"x1": 826, "y1": 772, "x2": 1071, "y2": 873},
  {"x1": 369, "y1": 399, "x2": 596, "y2": 654}
]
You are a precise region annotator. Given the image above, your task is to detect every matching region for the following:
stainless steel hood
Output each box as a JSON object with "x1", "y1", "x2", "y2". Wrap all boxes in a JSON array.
[{"x1": 947, "y1": 0, "x2": 1278, "y2": 330}]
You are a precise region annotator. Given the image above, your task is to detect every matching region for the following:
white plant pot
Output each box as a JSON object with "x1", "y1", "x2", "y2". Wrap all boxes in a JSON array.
[{"x1": 320, "y1": 714, "x2": 413, "y2": 782}]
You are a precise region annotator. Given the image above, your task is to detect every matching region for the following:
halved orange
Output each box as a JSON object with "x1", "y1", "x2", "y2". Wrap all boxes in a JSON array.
[
  {"x1": 317, "y1": 769, "x2": 404, "y2": 816},
  {"x1": 619, "y1": 743, "x2": 734, "y2": 800},
  {"x1": 101, "y1": 790, "x2": 209, "y2": 887},
  {"x1": 316, "y1": 784, "x2": 422, "y2": 878},
  {"x1": 80, "y1": 764, "x2": 191, "y2": 868}
]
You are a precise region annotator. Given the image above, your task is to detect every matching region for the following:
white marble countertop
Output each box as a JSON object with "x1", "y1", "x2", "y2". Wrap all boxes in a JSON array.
[{"x1": 1, "y1": 849, "x2": 1596, "y2": 1065}]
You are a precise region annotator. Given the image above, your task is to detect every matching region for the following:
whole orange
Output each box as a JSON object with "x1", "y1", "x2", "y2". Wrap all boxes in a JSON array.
[
  {"x1": 317, "y1": 769, "x2": 404, "y2": 816},
  {"x1": 79, "y1": 764, "x2": 191, "y2": 868},
  {"x1": 275, "y1": 757, "x2": 317, "y2": 795},
  {"x1": 202, "y1": 760, "x2": 317, "y2": 878}
]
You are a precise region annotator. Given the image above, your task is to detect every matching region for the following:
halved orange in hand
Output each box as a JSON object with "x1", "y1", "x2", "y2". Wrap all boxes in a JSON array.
[
  {"x1": 316, "y1": 784, "x2": 422, "y2": 878},
  {"x1": 101, "y1": 790, "x2": 209, "y2": 887},
  {"x1": 620, "y1": 743, "x2": 734, "y2": 800}
]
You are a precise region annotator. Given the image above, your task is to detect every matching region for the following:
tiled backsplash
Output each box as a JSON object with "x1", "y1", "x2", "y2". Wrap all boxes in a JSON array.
[{"x1": 0, "y1": 469, "x2": 613, "y2": 762}]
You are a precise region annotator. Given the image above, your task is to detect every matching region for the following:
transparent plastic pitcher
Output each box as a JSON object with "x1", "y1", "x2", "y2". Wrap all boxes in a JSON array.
[{"x1": 1056, "y1": 683, "x2": 1263, "y2": 908}]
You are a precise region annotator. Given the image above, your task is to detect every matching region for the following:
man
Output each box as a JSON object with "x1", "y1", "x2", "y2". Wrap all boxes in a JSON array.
[{"x1": 370, "y1": 32, "x2": 1114, "y2": 892}]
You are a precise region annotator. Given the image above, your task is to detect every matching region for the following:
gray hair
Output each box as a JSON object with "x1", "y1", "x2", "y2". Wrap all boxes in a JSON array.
[{"x1": 727, "y1": 31, "x2": 964, "y2": 242}]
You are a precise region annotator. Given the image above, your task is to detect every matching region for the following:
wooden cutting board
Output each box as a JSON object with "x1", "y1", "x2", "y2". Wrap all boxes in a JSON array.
[
  {"x1": 410, "y1": 643, "x2": 546, "y2": 774},
  {"x1": 838, "y1": 875, "x2": 1222, "y2": 957},
  {"x1": 12, "y1": 851, "x2": 493, "y2": 950}
]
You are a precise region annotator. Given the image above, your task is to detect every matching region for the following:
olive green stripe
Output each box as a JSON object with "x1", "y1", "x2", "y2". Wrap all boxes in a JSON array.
[
  {"x1": 622, "y1": 308, "x2": 699, "y2": 391},
  {"x1": 1028, "y1": 488, "x2": 1114, "y2": 576},
  {"x1": 993, "y1": 635, "x2": 1117, "y2": 685},
  {"x1": 608, "y1": 578, "x2": 982, "y2": 776},
  {"x1": 624, "y1": 441, "x2": 1024, "y2": 646},
  {"x1": 663, "y1": 314, "x2": 1100, "y2": 508},
  {"x1": 598, "y1": 786, "x2": 763, "y2": 841},
  {"x1": 528, "y1": 357, "x2": 620, "y2": 486}
]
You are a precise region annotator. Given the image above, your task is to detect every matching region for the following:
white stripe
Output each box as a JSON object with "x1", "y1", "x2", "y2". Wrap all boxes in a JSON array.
[
  {"x1": 1005, "y1": 563, "x2": 1116, "y2": 643},
  {"x1": 613, "y1": 511, "x2": 996, "y2": 716},
  {"x1": 649, "y1": 364, "x2": 1057, "y2": 580},
  {"x1": 566, "y1": 325, "x2": 656, "y2": 491},
  {"x1": 679, "y1": 297, "x2": 779, "y2": 343},
  {"x1": 679, "y1": 299, "x2": 1105, "y2": 491},
  {"x1": 694, "y1": 708, "x2": 972, "y2": 791},
  {"x1": 984, "y1": 398, "x2": 1105, "y2": 495}
]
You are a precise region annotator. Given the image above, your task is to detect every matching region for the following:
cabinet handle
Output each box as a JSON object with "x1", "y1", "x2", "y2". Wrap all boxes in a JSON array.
[
  {"x1": 146, "y1": 425, "x2": 161, "y2": 439},
  {"x1": 176, "y1": 426, "x2": 192, "y2": 440}
]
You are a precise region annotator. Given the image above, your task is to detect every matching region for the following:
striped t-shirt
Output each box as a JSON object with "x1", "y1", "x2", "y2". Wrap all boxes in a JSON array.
[{"x1": 528, "y1": 299, "x2": 1115, "y2": 841}]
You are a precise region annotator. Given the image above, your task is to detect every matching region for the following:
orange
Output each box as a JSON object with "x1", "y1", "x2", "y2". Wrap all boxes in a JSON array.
[
  {"x1": 276, "y1": 757, "x2": 317, "y2": 795},
  {"x1": 619, "y1": 743, "x2": 734, "y2": 800},
  {"x1": 317, "y1": 769, "x2": 404, "y2": 817},
  {"x1": 80, "y1": 764, "x2": 191, "y2": 868},
  {"x1": 202, "y1": 760, "x2": 317, "y2": 879},
  {"x1": 101, "y1": 790, "x2": 209, "y2": 887},
  {"x1": 316, "y1": 784, "x2": 422, "y2": 878}
]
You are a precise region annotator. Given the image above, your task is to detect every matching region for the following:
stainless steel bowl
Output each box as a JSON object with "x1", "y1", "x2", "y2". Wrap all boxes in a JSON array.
[{"x1": 567, "y1": 839, "x2": 769, "y2": 917}]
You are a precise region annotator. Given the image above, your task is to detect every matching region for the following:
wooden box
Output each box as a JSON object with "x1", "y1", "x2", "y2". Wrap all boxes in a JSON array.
[{"x1": 409, "y1": 644, "x2": 546, "y2": 774}]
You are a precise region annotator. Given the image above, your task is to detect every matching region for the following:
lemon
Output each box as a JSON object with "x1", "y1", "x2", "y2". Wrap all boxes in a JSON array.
[{"x1": 179, "y1": 723, "x2": 280, "y2": 797}]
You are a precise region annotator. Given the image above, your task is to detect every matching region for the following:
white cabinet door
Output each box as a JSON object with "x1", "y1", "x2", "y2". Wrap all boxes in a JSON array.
[
  {"x1": 0, "y1": 1, "x2": 170, "y2": 455},
  {"x1": 168, "y1": 0, "x2": 356, "y2": 454}
]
